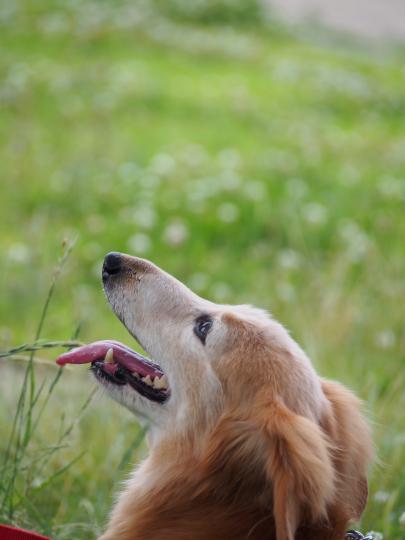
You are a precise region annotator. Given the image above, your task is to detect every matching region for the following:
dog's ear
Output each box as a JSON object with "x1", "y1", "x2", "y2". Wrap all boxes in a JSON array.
[
  {"x1": 321, "y1": 380, "x2": 373, "y2": 521},
  {"x1": 258, "y1": 398, "x2": 336, "y2": 540},
  {"x1": 201, "y1": 399, "x2": 336, "y2": 540}
]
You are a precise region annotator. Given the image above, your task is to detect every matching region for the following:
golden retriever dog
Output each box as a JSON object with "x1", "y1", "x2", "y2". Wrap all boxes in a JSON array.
[{"x1": 57, "y1": 252, "x2": 373, "y2": 540}]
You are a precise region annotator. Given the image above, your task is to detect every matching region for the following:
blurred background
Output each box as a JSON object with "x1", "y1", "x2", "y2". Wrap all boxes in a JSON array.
[{"x1": 0, "y1": 0, "x2": 404, "y2": 538}]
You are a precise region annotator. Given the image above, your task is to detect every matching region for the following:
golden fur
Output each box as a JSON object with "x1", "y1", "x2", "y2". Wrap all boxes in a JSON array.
[{"x1": 98, "y1": 255, "x2": 373, "y2": 540}]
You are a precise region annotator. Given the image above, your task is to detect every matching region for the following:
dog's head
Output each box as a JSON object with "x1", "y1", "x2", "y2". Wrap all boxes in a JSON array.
[{"x1": 99, "y1": 252, "x2": 326, "y2": 433}]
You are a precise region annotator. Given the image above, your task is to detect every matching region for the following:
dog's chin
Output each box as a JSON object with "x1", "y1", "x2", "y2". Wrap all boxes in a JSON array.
[
  {"x1": 95, "y1": 386, "x2": 168, "y2": 420},
  {"x1": 95, "y1": 372, "x2": 166, "y2": 421}
]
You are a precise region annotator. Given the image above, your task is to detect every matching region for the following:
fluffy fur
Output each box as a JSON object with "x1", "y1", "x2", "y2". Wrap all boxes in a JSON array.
[{"x1": 97, "y1": 255, "x2": 373, "y2": 540}]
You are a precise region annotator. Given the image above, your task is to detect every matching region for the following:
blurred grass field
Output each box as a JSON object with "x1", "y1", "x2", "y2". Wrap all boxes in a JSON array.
[{"x1": 0, "y1": 0, "x2": 404, "y2": 538}]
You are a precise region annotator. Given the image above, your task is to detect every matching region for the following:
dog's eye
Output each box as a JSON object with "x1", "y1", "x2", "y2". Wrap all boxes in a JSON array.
[{"x1": 194, "y1": 316, "x2": 213, "y2": 345}]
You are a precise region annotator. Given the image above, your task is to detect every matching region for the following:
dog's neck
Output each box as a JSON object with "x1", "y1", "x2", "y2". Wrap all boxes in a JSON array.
[{"x1": 99, "y1": 433, "x2": 274, "y2": 540}]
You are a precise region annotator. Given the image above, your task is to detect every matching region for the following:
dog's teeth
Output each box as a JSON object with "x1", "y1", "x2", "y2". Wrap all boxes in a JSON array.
[
  {"x1": 153, "y1": 375, "x2": 168, "y2": 390},
  {"x1": 105, "y1": 348, "x2": 114, "y2": 364},
  {"x1": 142, "y1": 375, "x2": 153, "y2": 386},
  {"x1": 153, "y1": 376, "x2": 163, "y2": 389}
]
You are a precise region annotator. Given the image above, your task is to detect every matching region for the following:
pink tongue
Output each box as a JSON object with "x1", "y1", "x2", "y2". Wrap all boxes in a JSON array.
[{"x1": 56, "y1": 340, "x2": 163, "y2": 378}]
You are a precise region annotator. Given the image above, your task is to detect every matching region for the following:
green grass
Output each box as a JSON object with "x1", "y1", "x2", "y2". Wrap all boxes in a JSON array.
[{"x1": 0, "y1": 1, "x2": 404, "y2": 538}]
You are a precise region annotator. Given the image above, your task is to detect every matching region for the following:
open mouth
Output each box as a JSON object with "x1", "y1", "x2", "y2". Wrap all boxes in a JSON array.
[{"x1": 56, "y1": 340, "x2": 170, "y2": 404}]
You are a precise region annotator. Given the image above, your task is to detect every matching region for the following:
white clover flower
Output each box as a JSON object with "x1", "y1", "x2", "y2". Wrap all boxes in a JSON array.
[
  {"x1": 150, "y1": 153, "x2": 176, "y2": 176},
  {"x1": 374, "y1": 490, "x2": 391, "y2": 504},
  {"x1": 133, "y1": 206, "x2": 156, "y2": 230},
  {"x1": 39, "y1": 13, "x2": 69, "y2": 34},
  {"x1": 277, "y1": 249, "x2": 301, "y2": 270},
  {"x1": 243, "y1": 180, "x2": 266, "y2": 201},
  {"x1": 374, "y1": 330, "x2": 396, "y2": 350},
  {"x1": 31, "y1": 476, "x2": 45, "y2": 489},
  {"x1": 114, "y1": 7, "x2": 143, "y2": 30},
  {"x1": 338, "y1": 220, "x2": 372, "y2": 262},
  {"x1": 110, "y1": 63, "x2": 138, "y2": 90},
  {"x1": 302, "y1": 202, "x2": 327, "y2": 226},
  {"x1": 339, "y1": 220, "x2": 362, "y2": 241},
  {"x1": 8, "y1": 243, "x2": 30, "y2": 264},
  {"x1": 163, "y1": 221, "x2": 188, "y2": 247},
  {"x1": 5, "y1": 63, "x2": 32, "y2": 93},
  {"x1": 128, "y1": 233, "x2": 151, "y2": 254},
  {"x1": 217, "y1": 203, "x2": 239, "y2": 223}
]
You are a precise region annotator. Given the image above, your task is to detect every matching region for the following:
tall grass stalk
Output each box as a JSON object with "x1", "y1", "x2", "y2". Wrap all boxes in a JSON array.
[{"x1": 0, "y1": 241, "x2": 95, "y2": 531}]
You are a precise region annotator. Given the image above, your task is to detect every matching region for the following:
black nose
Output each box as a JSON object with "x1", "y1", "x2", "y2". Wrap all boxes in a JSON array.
[{"x1": 102, "y1": 252, "x2": 122, "y2": 280}]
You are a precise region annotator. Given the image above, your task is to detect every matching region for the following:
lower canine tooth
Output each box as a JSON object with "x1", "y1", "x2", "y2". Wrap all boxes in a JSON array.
[{"x1": 105, "y1": 348, "x2": 114, "y2": 363}]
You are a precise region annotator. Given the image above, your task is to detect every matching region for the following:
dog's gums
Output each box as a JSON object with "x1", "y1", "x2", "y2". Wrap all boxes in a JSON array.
[{"x1": 56, "y1": 340, "x2": 170, "y2": 404}]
